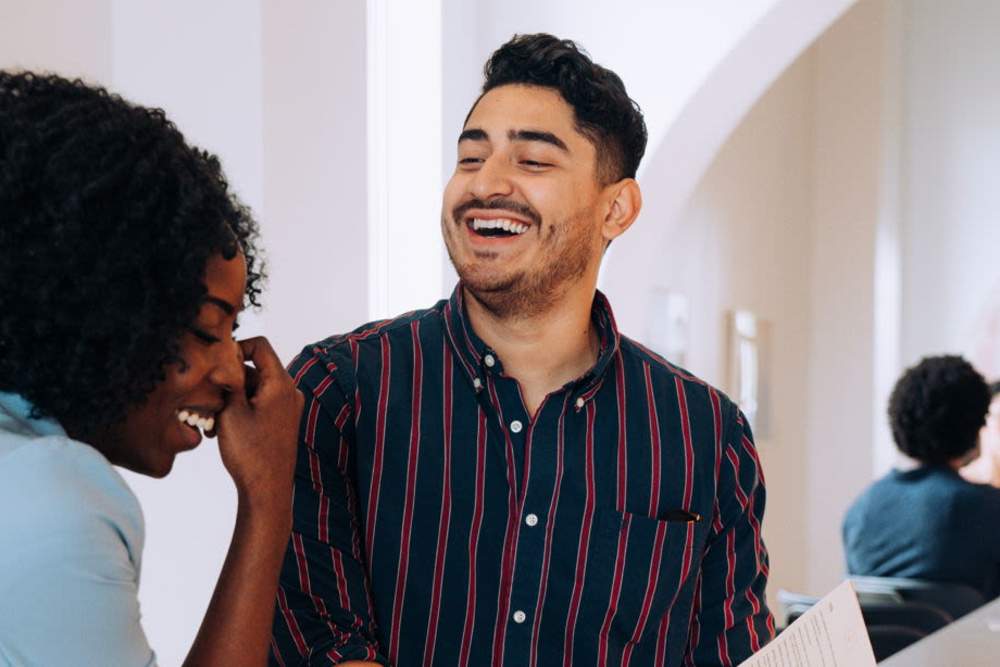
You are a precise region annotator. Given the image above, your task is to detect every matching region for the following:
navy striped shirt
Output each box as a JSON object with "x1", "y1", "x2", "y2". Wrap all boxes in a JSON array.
[{"x1": 270, "y1": 287, "x2": 774, "y2": 666}]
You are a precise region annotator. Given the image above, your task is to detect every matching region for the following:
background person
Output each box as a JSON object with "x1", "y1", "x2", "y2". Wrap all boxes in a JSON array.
[
  {"x1": 0, "y1": 71, "x2": 303, "y2": 666},
  {"x1": 843, "y1": 355, "x2": 1000, "y2": 600}
]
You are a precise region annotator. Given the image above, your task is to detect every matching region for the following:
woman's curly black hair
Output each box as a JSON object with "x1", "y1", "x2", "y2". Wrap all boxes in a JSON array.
[
  {"x1": 0, "y1": 71, "x2": 263, "y2": 436},
  {"x1": 476, "y1": 33, "x2": 647, "y2": 184},
  {"x1": 888, "y1": 355, "x2": 991, "y2": 465}
]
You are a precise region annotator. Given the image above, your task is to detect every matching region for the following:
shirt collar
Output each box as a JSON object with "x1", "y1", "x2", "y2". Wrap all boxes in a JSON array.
[
  {"x1": 441, "y1": 284, "x2": 622, "y2": 398},
  {"x1": 0, "y1": 392, "x2": 68, "y2": 439}
]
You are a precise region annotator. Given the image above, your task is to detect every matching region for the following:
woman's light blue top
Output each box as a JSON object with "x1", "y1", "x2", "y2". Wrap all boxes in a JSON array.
[{"x1": 0, "y1": 392, "x2": 156, "y2": 666}]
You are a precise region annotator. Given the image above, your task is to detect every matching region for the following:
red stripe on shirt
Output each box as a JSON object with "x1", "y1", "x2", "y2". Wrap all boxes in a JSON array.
[
  {"x1": 365, "y1": 336, "x2": 392, "y2": 558},
  {"x1": 276, "y1": 585, "x2": 309, "y2": 657},
  {"x1": 459, "y1": 410, "x2": 488, "y2": 667},
  {"x1": 562, "y1": 401, "x2": 598, "y2": 667},
  {"x1": 388, "y1": 321, "x2": 424, "y2": 662},
  {"x1": 597, "y1": 513, "x2": 632, "y2": 665},
  {"x1": 423, "y1": 343, "x2": 454, "y2": 667},
  {"x1": 622, "y1": 520, "x2": 668, "y2": 667}
]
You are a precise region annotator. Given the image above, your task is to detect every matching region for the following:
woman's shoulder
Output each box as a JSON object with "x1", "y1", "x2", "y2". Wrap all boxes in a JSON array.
[
  {"x1": 0, "y1": 433, "x2": 155, "y2": 666},
  {"x1": 0, "y1": 432, "x2": 144, "y2": 566}
]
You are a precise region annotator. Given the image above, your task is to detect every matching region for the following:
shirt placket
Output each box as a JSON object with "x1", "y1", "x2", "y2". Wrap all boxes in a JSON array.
[{"x1": 479, "y1": 348, "x2": 575, "y2": 664}]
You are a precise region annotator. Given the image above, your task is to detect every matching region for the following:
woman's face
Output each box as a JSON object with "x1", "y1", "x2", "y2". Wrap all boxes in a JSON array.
[{"x1": 98, "y1": 252, "x2": 247, "y2": 477}]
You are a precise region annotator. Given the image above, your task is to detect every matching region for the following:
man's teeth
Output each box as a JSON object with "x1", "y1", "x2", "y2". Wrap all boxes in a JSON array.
[
  {"x1": 471, "y1": 218, "x2": 529, "y2": 234},
  {"x1": 176, "y1": 410, "x2": 215, "y2": 433}
]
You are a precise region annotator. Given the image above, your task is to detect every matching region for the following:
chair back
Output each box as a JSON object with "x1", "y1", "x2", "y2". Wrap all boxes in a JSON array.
[
  {"x1": 849, "y1": 575, "x2": 986, "y2": 620},
  {"x1": 858, "y1": 600, "x2": 951, "y2": 635},
  {"x1": 777, "y1": 587, "x2": 952, "y2": 662},
  {"x1": 866, "y1": 624, "x2": 927, "y2": 662}
]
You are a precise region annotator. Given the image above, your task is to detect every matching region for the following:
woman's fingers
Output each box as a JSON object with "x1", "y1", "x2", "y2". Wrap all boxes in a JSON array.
[
  {"x1": 238, "y1": 337, "x2": 286, "y2": 390},
  {"x1": 215, "y1": 336, "x2": 302, "y2": 499}
]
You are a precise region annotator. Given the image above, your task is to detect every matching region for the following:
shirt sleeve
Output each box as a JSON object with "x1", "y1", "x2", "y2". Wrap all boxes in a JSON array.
[
  {"x1": 684, "y1": 405, "x2": 775, "y2": 666},
  {"x1": 0, "y1": 438, "x2": 157, "y2": 667},
  {"x1": 270, "y1": 347, "x2": 388, "y2": 666}
]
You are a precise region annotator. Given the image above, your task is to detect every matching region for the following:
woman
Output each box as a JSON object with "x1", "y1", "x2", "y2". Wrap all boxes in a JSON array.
[{"x1": 0, "y1": 71, "x2": 303, "y2": 665}]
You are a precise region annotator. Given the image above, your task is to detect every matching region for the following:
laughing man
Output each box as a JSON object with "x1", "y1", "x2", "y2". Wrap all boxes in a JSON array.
[{"x1": 271, "y1": 33, "x2": 774, "y2": 666}]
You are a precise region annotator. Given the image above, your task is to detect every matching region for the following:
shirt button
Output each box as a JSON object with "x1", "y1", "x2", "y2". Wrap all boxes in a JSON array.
[
  {"x1": 484, "y1": 354, "x2": 496, "y2": 368},
  {"x1": 510, "y1": 420, "x2": 523, "y2": 433},
  {"x1": 525, "y1": 513, "x2": 539, "y2": 527},
  {"x1": 513, "y1": 610, "x2": 527, "y2": 624},
  {"x1": 575, "y1": 397, "x2": 585, "y2": 409},
  {"x1": 473, "y1": 377, "x2": 483, "y2": 390}
]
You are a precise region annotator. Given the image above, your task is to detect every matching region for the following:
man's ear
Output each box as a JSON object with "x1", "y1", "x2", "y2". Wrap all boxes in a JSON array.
[{"x1": 601, "y1": 178, "x2": 642, "y2": 243}]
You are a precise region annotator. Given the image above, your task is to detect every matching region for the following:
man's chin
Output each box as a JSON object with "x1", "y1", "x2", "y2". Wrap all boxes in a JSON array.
[{"x1": 458, "y1": 271, "x2": 521, "y2": 297}]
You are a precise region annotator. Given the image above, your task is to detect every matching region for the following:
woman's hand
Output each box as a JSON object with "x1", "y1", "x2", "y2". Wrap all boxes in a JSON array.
[
  {"x1": 184, "y1": 336, "x2": 305, "y2": 667},
  {"x1": 215, "y1": 336, "x2": 304, "y2": 508}
]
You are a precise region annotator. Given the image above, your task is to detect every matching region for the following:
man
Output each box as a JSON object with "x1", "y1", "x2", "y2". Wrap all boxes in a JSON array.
[
  {"x1": 271, "y1": 34, "x2": 773, "y2": 666},
  {"x1": 844, "y1": 355, "x2": 1000, "y2": 601}
]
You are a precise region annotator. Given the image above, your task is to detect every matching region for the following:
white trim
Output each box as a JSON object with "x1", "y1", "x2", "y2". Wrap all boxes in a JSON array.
[
  {"x1": 366, "y1": 0, "x2": 389, "y2": 320},
  {"x1": 366, "y1": 0, "x2": 443, "y2": 321}
]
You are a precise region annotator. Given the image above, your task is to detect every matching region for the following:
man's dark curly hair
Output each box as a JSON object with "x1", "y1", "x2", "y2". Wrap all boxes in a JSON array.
[
  {"x1": 476, "y1": 33, "x2": 647, "y2": 184},
  {"x1": 888, "y1": 355, "x2": 991, "y2": 465},
  {"x1": 0, "y1": 71, "x2": 262, "y2": 437}
]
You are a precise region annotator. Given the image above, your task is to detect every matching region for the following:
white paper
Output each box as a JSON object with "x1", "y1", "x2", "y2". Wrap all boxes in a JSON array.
[{"x1": 739, "y1": 580, "x2": 876, "y2": 667}]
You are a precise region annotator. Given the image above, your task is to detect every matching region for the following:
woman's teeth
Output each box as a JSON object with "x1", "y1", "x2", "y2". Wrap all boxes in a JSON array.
[
  {"x1": 176, "y1": 409, "x2": 215, "y2": 433},
  {"x1": 470, "y1": 218, "x2": 529, "y2": 234}
]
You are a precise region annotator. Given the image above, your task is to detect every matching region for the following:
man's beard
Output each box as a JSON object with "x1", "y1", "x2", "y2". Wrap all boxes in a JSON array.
[{"x1": 444, "y1": 207, "x2": 596, "y2": 320}]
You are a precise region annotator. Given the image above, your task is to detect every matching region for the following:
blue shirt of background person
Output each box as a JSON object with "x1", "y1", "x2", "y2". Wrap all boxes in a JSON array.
[{"x1": 843, "y1": 355, "x2": 1000, "y2": 600}]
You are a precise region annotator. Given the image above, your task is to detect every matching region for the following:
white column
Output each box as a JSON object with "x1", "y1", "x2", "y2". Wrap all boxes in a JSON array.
[{"x1": 367, "y1": 0, "x2": 444, "y2": 320}]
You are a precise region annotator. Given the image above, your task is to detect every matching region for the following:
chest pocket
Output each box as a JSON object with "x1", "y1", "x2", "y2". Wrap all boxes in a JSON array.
[{"x1": 589, "y1": 508, "x2": 705, "y2": 648}]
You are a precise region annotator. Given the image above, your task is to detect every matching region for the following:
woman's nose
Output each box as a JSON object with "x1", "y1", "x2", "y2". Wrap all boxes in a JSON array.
[{"x1": 210, "y1": 338, "x2": 245, "y2": 394}]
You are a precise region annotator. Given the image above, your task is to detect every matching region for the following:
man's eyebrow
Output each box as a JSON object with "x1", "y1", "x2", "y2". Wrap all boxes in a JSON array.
[
  {"x1": 509, "y1": 129, "x2": 568, "y2": 152},
  {"x1": 204, "y1": 296, "x2": 236, "y2": 316},
  {"x1": 458, "y1": 128, "x2": 488, "y2": 143}
]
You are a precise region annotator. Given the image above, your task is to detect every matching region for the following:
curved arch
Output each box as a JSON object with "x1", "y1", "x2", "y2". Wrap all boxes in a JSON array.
[{"x1": 601, "y1": 0, "x2": 857, "y2": 333}]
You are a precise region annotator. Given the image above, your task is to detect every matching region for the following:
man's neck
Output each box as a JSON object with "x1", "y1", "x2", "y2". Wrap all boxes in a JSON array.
[{"x1": 464, "y1": 281, "x2": 600, "y2": 418}]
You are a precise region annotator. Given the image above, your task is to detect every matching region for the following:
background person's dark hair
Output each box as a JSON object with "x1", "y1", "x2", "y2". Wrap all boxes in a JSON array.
[
  {"x1": 478, "y1": 33, "x2": 647, "y2": 184},
  {"x1": 888, "y1": 355, "x2": 991, "y2": 465},
  {"x1": 0, "y1": 71, "x2": 262, "y2": 437},
  {"x1": 990, "y1": 381, "x2": 1000, "y2": 398}
]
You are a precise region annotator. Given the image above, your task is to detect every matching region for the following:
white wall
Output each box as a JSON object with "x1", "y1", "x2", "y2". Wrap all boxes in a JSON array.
[
  {"x1": 805, "y1": 0, "x2": 893, "y2": 596},
  {"x1": 601, "y1": 0, "x2": 858, "y2": 337},
  {"x1": 260, "y1": 0, "x2": 369, "y2": 360},
  {"x1": 0, "y1": 1, "x2": 112, "y2": 81},
  {"x1": 664, "y1": 52, "x2": 817, "y2": 608},
  {"x1": 463, "y1": 0, "x2": 777, "y2": 153},
  {"x1": 657, "y1": 0, "x2": 899, "y2": 604},
  {"x1": 900, "y1": 0, "x2": 1000, "y2": 379}
]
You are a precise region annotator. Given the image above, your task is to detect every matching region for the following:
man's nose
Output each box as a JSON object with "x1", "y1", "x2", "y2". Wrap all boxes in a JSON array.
[{"x1": 468, "y1": 155, "x2": 514, "y2": 200}]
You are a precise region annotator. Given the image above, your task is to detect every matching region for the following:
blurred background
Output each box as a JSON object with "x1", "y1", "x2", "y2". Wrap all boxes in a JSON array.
[{"x1": 4, "y1": 0, "x2": 1000, "y2": 663}]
